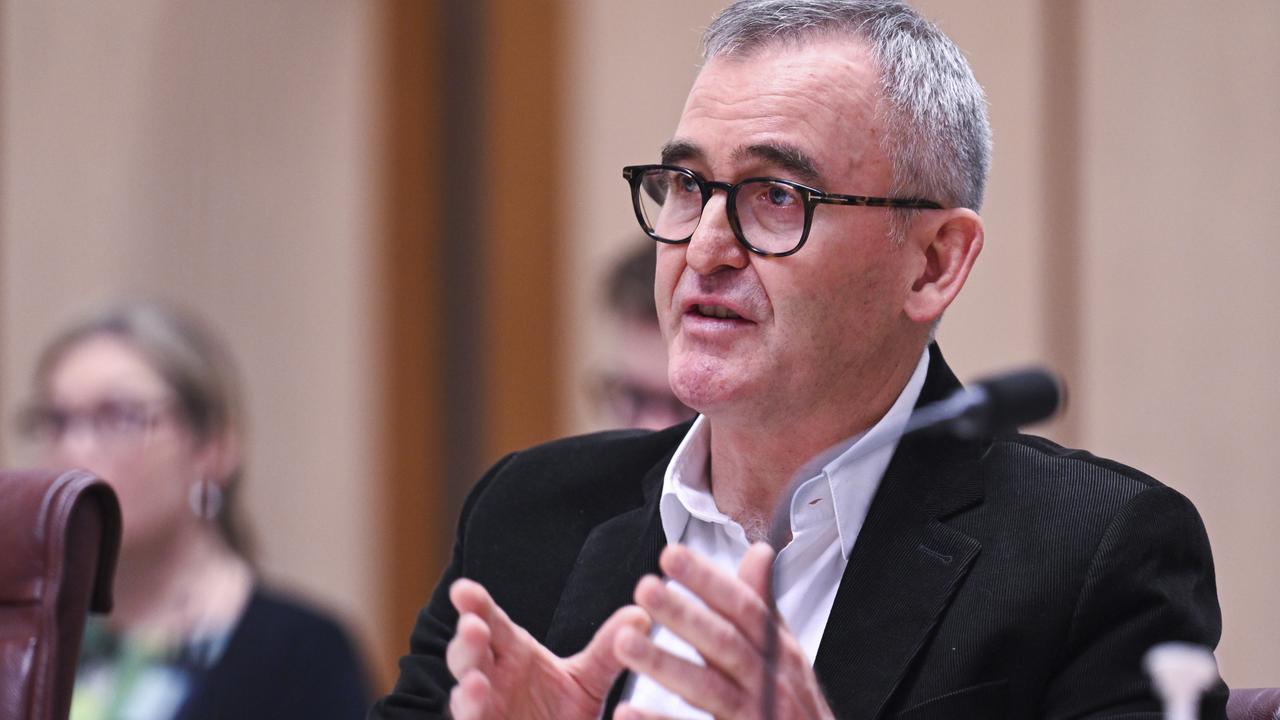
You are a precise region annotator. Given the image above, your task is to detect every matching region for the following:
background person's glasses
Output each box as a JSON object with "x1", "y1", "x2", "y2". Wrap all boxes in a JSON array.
[
  {"x1": 592, "y1": 374, "x2": 695, "y2": 430},
  {"x1": 18, "y1": 398, "x2": 174, "y2": 449},
  {"x1": 623, "y1": 164, "x2": 943, "y2": 257}
]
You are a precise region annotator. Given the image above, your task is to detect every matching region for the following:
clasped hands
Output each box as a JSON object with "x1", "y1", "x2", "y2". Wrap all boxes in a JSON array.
[{"x1": 446, "y1": 542, "x2": 835, "y2": 720}]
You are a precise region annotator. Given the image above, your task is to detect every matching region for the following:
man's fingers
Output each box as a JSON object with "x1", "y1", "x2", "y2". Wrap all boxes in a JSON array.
[
  {"x1": 446, "y1": 613, "x2": 495, "y2": 680},
  {"x1": 448, "y1": 669, "x2": 493, "y2": 720},
  {"x1": 659, "y1": 544, "x2": 772, "y2": 649},
  {"x1": 569, "y1": 604, "x2": 653, "y2": 701},
  {"x1": 450, "y1": 579, "x2": 521, "y2": 650},
  {"x1": 614, "y1": 625, "x2": 743, "y2": 718},
  {"x1": 632, "y1": 575, "x2": 759, "y2": 683},
  {"x1": 449, "y1": 578, "x2": 497, "y2": 618}
]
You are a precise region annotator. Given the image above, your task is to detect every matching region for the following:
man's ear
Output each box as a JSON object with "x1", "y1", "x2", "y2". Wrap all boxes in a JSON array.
[{"x1": 903, "y1": 208, "x2": 984, "y2": 324}]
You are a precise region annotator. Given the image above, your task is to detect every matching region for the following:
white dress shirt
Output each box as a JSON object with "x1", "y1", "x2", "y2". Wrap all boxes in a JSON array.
[{"x1": 621, "y1": 349, "x2": 930, "y2": 719}]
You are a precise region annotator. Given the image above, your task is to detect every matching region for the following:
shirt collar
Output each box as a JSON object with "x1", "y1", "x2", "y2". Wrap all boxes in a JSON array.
[
  {"x1": 660, "y1": 348, "x2": 931, "y2": 557},
  {"x1": 659, "y1": 414, "x2": 713, "y2": 546},
  {"x1": 818, "y1": 348, "x2": 930, "y2": 558}
]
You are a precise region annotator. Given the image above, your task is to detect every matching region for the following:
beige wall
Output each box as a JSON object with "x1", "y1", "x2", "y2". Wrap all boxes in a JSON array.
[
  {"x1": 563, "y1": 0, "x2": 1280, "y2": 687},
  {"x1": 0, "y1": 0, "x2": 387, "y2": 671},
  {"x1": 1075, "y1": 0, "x2": 1280, "y2": 686}
]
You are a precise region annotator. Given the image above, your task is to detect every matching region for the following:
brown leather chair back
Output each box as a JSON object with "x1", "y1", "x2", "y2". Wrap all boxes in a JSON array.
[
  {"x1": 0, "y1": 469, "x2": 121, "y2": 720},
  {"x1": 1229, "y1": 687, "x2": 1280, "y2": 720}
]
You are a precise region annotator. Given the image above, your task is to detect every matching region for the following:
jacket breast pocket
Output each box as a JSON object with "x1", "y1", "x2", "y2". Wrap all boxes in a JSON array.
[{"x1": 895, "y1": 678, "x2": 1008, "y2": 720}]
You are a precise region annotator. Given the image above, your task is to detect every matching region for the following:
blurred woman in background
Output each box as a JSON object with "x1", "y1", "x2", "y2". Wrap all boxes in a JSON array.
[{"x1": 19, "y1": 302, "x2": 370, "y2": 720}]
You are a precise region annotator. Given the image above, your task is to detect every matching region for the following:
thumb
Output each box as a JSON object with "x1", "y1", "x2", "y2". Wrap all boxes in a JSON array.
[{"x1": 566, "y1": 605, "x2": 652, "y2": 701}]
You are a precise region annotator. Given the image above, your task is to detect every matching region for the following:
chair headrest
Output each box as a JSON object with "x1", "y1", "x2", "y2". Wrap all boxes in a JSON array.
[{"x1": 0, "y1": 468, "x2": 122, "y2": 613}]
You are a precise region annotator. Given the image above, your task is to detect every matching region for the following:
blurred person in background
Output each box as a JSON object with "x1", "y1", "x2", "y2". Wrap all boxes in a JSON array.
[
  {"x1": 18, "y1": 302, "x2": 371, "y2": 720},
  {"x1": 594, "y1": 241, "x2": 696, "y2": 430}
]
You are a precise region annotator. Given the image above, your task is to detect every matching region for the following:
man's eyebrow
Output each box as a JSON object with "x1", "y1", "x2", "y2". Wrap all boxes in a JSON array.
[
  {"x1": 660, "y1": 140, "x2": 822, "y2": 185},
  {"x1": 734, "y1": 143, "x2": 822, "y2": 185},
  {"x1": 660, "y1": 140, "x2": 703, "y2": 167}
]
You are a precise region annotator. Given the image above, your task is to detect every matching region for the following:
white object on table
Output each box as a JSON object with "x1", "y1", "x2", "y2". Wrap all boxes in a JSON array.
[{"x1": 1144, "y1": 642, "x2": 1219, "y2": 720}]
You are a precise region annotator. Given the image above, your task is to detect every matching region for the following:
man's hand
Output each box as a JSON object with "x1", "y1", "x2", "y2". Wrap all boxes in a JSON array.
[
  {"x1": 612, "y1": 543, "x2": 836, "y2": 720},
  {"x1": 446, "y1": 578, "x2": 651, "y2": 720}
]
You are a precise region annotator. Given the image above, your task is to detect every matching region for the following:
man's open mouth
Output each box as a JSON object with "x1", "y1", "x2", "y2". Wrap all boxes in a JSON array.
[{"x1": 693, "y1": 304, "x2": 743, "y2": 320}]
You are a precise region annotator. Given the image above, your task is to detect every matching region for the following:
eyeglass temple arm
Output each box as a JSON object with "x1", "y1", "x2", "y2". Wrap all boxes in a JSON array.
[{"x1": 811, "y1": 192, "x2": 943, "y2": 209}]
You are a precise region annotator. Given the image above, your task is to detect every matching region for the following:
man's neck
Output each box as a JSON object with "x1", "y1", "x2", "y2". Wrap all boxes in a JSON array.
[{"x1": 704, "y1": 344, "x2": 927, "y2": 534}]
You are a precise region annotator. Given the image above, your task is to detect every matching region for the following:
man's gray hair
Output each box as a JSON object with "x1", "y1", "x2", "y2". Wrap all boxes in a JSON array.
[{"x1": 703, "y1": 0, "x2": 992, "y2": 214}]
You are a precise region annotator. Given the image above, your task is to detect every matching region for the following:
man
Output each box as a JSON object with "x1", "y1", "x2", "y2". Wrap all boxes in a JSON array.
[
  {"x1": 371, "y1": 1, "x2": 1225, "y2": 718},
  {"x1": 594, "y1": 241, "x2": 697, "y2": 430}
]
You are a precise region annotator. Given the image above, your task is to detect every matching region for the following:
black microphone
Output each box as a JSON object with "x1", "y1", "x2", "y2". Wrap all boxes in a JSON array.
[
  {"x1": 901, "y1": 367, "x2": 1064, "y2": 439},
  {"x1": 765, "y1": 367, "x2": 1063, "y2": 554},
  {"x1": 760, "y1": 367, "x2": 1063, "y2": 720}
]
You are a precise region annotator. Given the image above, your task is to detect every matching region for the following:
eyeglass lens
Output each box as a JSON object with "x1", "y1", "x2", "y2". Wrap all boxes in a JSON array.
[
  {"x1": 21, "y1": 399, "x2": 166, "y2": 446},
  {"x1": 637, "y1": 168, "x2": 806, "y2": 254}
]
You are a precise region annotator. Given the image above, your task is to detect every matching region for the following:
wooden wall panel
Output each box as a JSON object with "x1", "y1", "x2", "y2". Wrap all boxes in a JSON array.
[
  {"x1": 374, "y1": 0, "x2": 566, "y2": 687},
  {"x1": 479, "y1": 0, "x2": 564, "y2": 465},
  {"x1": 377, "y1": 0, "x2": 444, "y2": 688}
]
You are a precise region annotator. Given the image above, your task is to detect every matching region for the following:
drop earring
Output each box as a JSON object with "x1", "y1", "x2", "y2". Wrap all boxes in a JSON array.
[{"x1": 188, "y1": 478, "x2": 224, "y2": 520}]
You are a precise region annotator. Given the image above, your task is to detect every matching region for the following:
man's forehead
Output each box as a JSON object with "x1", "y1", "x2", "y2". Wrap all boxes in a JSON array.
[{"x1": 666, "y1": 36, "x2": 883, "y2": 182}]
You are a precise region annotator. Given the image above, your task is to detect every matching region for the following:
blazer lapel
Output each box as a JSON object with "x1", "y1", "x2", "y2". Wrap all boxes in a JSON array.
[
  {"x1": 815, "y1": 346, "x2": 986, "y2": 719},
  {"x1": 543, "y1": 457, "x2": 668, "y2": 717},
  {"x1": 544, "y1": 454, "x2": 667, "y2": 656}
]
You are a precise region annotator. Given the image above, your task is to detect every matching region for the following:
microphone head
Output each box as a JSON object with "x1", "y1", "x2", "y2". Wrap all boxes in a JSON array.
[{"x1": 971, "y1": 367, "x2": 1063, "y2": 434}]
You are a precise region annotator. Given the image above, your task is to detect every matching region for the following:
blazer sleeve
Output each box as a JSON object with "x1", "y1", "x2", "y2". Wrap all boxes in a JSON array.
[
  {"x1": 367, "y1": 453, "x2": 518, "y2": 720},
  {"x1": 1041, "y1": 485, "x2": 1227, "y2": 720}
]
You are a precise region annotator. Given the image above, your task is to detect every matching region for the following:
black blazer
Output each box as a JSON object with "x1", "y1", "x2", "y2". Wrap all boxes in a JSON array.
[{"x1": 371, "y1": 347, "x2": 1225, "y2": 719}]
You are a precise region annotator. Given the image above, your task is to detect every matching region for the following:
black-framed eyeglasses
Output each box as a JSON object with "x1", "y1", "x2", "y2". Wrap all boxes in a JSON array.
[{"x1": 622, "y1": 164, "x2": 943, "y2": 257}]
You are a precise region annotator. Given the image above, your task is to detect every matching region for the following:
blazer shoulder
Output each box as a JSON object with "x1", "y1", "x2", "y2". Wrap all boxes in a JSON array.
[
  {"x1": 969, "y1": 432, "x2": 1207, "y2": 549},
  {"x1": 472, "y1": 422, "x2": 691, "y2": 504},
  {"x1": 444, "y1": 425, "x2": 689, "y2": 642},
  {"x1": 1001, "y1": 433, "x2": 1158, "y2": 482},
  {"x1": 452, "y1": 422, "x2": 689, "y2": 571},
  {"x1": 986, "y1": 431, "x2": 1167, "y2": 501}
]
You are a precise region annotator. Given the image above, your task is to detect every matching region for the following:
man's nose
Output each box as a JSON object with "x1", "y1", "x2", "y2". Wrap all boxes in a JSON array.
[{"x1": 685, "y1": 192, "x2": 749, "y2": 274}]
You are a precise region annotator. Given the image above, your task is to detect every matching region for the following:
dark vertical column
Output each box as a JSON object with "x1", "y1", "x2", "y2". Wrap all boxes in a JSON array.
[
  {"x1": 439, "y1": 0, "x2": 489, "y2": 529},
  {"x1": 1041, "y1": 0, "x2": 1083, "y2": 444},
  {"x1": 376, "y1": 0, "x2": 566, "y2": 685}
]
